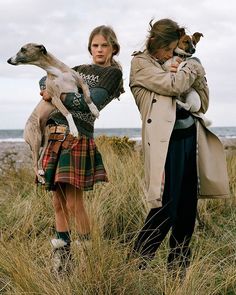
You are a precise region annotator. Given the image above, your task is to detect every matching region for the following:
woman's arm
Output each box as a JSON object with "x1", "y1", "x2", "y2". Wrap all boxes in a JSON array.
[
  {"x1": 191, "y1": 76, "x2": 209, "y2": 113},
  {"x1": 130, "y1": 53, "x2": 206, "y2": 97}
]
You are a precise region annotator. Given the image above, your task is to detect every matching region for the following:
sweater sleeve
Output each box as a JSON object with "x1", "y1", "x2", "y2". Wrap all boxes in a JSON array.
[
  {"x1": 63, "y1": 88, "x2": 109, "y2": 112},
  {"x1": 73, "y1": 64, "x2": 123, "y2": 98},
  {"x1": 96, "y1": 67, "x2": 122, "y2": 96}
]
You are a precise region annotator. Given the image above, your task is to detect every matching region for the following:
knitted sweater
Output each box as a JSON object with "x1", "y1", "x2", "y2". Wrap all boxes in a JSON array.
[{"x1": 46, "y1": 64, "x2": 123, "y2": 137}]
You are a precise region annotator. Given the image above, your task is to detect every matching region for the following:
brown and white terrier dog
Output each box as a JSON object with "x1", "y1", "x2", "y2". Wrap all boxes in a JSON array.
[
  {"x1": 164, "y1": 31, "x2": 204, "y2": 113},
  {"x1": 175, "y1": 31, "x2": 203, "y2": 58}
]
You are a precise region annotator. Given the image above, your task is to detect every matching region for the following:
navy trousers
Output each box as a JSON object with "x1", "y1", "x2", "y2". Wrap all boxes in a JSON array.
[{"x1": 133, "y1": 129, "x2": 198, "y2": 267}]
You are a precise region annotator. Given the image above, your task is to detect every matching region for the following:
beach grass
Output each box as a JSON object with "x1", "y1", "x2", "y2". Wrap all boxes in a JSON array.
[{"x1": 0, "y1": 136, "x2": 235, "y2": 294}]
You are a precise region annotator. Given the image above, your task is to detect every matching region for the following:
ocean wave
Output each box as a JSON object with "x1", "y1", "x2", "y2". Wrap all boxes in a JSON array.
[{"x1": 0, "y1": 138, "x2": 25, "y2": 142}]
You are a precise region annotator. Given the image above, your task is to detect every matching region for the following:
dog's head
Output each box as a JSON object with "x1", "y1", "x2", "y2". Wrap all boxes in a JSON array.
[
  {"x1": 175, "y1": 32, "x2": 203, "y2": 57},
  {"x1": 7, "y1": 43, "x2": 47, "y2": 66}
]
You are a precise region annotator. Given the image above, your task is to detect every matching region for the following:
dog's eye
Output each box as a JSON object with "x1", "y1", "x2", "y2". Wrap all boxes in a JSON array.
[{"x1": 21, "y1": 47, "x2": 27, "y2": 53}]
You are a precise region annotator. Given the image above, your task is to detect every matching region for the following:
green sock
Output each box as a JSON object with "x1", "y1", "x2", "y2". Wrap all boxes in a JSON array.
[{"x1": 56, "y1": 231, "x2": 71, "y2": 245}]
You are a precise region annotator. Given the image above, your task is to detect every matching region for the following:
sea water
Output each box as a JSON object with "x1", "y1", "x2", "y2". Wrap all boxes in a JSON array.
[{"x1": 0, "y1": 127, "x2": 235, "y2": 142}]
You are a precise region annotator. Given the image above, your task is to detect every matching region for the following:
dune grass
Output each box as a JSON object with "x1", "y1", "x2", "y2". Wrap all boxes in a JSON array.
[{"x1": 0, "y1": 137, "x2": 235, "y2": 294}]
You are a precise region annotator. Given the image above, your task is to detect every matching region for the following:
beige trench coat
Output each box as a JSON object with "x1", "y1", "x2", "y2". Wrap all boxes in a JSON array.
[{"x1": 129, "y1": 51, "x2": 230, "y2": 208}]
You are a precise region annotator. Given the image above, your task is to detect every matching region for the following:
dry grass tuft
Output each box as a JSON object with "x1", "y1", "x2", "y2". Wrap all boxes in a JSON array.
[{"x1": 0, "y1": 137, "x2": 235, "y2": 294}]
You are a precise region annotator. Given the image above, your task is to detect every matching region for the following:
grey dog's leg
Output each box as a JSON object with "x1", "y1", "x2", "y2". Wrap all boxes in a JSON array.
[
  {"x1": 47, "y1": 80, "x2": 78, "y2": 137},
  {"x1": 73, "y1": 72, "x2": 99, "y2": 118}
]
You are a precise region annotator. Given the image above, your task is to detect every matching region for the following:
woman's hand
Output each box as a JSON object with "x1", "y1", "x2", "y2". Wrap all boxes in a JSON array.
[
  {"x1": 40, "y1": 89, "x2": 52, "y2": 101},
  {"x1": 170, "y1": 56, "x2": 183, "y2": 72}
]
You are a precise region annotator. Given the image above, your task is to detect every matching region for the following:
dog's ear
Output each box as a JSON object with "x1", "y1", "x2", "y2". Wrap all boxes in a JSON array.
[
  {"x1": 36, "y1": 45, "x2": 47, "y2": 55},
  {"x1": 178, "y1": 28, "x2": 186, "y2": 38},
  {"x1": 192, "y1": 32, "x2": 204, "y2": 45}
]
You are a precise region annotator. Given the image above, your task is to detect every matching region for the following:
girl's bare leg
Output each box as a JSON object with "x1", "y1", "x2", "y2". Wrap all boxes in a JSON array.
[
  {"x1": 65, "y1": 184, "x2": 90, "y2": 235},
  {"x1": 52, "y1": 184, "x2": 70, "y2": 232}
]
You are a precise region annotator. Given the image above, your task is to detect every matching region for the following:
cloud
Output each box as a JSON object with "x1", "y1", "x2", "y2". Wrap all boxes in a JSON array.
[{"x1": 1, "y1": 0, "x2": 236, "y2": 128}]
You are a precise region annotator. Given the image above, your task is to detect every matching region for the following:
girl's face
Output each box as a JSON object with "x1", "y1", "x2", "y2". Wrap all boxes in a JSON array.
[
  {"x1": 90, "y1": 34, "x2": 113, "y2": 67},
  {"x1": 153, "y1": 40, "x2": 178, "y2": 63}
]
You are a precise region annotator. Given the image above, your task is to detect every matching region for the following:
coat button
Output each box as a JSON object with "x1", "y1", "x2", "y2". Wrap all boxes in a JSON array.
[
  {"x1": 152, "y1": 99, "x2": 157, "y2": 103},
  {"x1": 147, "y1": 119, "x2": 152, "y2": 123}
]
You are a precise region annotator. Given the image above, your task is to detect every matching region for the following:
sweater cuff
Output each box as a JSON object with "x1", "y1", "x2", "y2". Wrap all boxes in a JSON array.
[{"x1": 63, "y1": 88, "x2": 109, "y2": 112}]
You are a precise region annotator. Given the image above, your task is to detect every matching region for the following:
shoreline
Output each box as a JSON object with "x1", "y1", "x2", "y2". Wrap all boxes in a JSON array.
[
  {"x1": 0, "y1": 142, "x2": 32, "y2": 170},
  {"x1": 218, "y1": 138, "x2": 236, "y2": 155},
  {"x1": 0, "y1": 137, "x2": 235, "y2": 170}
]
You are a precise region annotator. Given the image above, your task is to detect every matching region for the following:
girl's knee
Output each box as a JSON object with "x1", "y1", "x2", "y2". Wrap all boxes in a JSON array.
[
  {"x1": 53, "y1": 195, "x2": 66, "y2": 213},
  {"x1": 66, "y1": 199, "x2": 75, "y2": 213},
  {"x1": 66, "y1": 196, "x2": 85, "y2": 215}
]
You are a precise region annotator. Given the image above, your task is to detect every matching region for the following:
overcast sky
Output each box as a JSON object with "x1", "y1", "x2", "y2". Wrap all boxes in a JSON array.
[{"x1": 1, "y1": 0, "x2": 236, "y2": 129}]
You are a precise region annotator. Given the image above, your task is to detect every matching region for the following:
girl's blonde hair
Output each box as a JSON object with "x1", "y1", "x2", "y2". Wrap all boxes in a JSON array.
[
  {"x1": 88, "y1": 25, "x2": 121, "y2": 69},
  {"x1": 88, "y1": 25, "x2": 124, "y2": 94}
]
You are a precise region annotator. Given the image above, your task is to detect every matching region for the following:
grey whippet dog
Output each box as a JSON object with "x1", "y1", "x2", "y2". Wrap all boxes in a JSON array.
[{"x1": 7, "y1": 43, "x2": 99, "y2": 183}]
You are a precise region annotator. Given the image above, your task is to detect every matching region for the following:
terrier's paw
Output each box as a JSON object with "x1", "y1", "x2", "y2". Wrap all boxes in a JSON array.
[
  {"x1": 189, "y1": 105, "x2": 201, "y2": 113},
  {"x1": 176, "y1": 100, "x2": 190, "y2": 111}
]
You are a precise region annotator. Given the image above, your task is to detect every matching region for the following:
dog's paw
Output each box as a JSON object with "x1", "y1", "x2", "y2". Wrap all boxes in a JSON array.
[
  {"x1": 71, "y1": 131, "x2": 79, "y2": 137},
  {"x1": 38, "y1": 178, "x2": 45, "y2": 185},
  {"x1": 176, "y1": 100, "x2": 190, "y2": 111},
  {"x1": 69, "y1": 126, "x2": 78, "y2": 137},
  {"x1": 38, "y1": 169, "x2": 45, "y2": 176},
  {"x1": 37, "y1": 170, "x2": 45, "y2": 184},
  {"x1": 67, "y1": 114, "x2": 79, "y2": 137},
  {"x1": 37, "y1": 175, "x2": 45, "y2": 185},
  {"x1": 70, "y1": 129, "x2": 78, "y2": 137},
  {"x1": 88, "y1": 103, "x2": 100, "y2": 118},
  {"x1": 189, "y1": 105, "x2": 201, "y2": 113}
]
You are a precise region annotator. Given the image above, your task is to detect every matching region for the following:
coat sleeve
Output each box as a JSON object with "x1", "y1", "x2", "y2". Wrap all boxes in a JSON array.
[
  {"x1": 191, "y1": 76, "x2": 209, "y2": 114},
  {"x1": 130, "y1": 55, "x2": 206, "y2": 97}
]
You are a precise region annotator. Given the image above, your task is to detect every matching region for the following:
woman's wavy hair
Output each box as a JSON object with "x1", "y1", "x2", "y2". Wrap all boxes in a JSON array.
[{"x1": 146, "y1": 18, "x2": 185, "y2": 55}]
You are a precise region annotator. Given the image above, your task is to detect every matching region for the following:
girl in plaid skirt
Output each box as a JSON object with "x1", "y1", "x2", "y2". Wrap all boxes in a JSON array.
[{"x1": 40, "y1": 25, "x2": 123, "y2": 274}]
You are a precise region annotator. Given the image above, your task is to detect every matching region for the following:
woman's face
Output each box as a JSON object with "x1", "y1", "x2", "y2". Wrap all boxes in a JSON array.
[
  {"x1": 90, "y1": 34, "x2": 113, "y2": 67},
  {"x1": 153, "y1": 40, "x2": 178, "y2": 63}
]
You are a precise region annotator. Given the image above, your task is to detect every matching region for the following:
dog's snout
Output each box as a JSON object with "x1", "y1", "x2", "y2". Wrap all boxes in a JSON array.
[
  {"x1": 190, "y1": 48, "x2": 196, "y2": 54},
  {"x1": 7, "y1": 57, "x2": 17, "y2": 65}
]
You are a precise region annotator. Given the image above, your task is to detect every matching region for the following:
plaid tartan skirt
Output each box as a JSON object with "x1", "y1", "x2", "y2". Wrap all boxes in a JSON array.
[{"x1": 42, "y1": 134, "x2": 108, "y2": 191}]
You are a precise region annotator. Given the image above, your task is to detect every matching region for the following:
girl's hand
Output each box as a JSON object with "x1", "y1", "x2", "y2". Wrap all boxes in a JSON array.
[{"x1": 40, "y1": 89, "x2": 52, "y2": 101}]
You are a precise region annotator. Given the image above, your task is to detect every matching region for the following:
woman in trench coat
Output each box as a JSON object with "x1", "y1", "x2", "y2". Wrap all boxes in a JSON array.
[{"x1": 129, "y1": 18, "x2": 229, "y2": 274}]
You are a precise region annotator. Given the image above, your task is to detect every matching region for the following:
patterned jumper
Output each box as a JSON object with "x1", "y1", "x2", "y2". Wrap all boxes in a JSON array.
[{"x1": 42, "y1": 64, "x2": 123, "y2": 191}]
